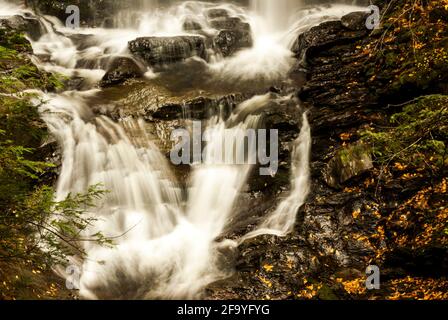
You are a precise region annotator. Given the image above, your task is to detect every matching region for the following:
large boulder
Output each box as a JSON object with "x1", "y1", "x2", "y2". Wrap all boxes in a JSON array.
[
  {"x1": 212, "y1": 15, "x2": 253, "y2": 57},
  {"x1": 128, "y1": 36, "x2": 207, "y2": 67},
  {"x1": 205, "y1": 8, "x2": 230, "y2": 19},
  {"x1": 323, "y1": 143, "x2": 373, "y2": 189},
  {"x1": 93, "y1": 80, "x2": 248, "y2": 122},
  {"x1": 292, "y1": 19, "x2": 368, "y2": 63},
  {"x1": 149, "y1": 94, "x2": 247, "y2": 121},
  {"x1": 179, "y1": 7, "x2": 253, "y2": 57},
  {"x1": 0, "y1": 14, "x2": 44, "y2": 41},
  {"x1": 100, "y1": 56, "x2": 144, "y2": 87},
  {"x1": 214, "y1": 29, "x2": 253, "y2": 57},
  {"x1": 341, "y1": 11, "x2": 370, "y2": 31}
]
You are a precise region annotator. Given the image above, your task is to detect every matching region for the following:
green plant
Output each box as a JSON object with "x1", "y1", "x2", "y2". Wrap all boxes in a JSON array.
[
  {"x1": 362, "y1": 95, "x2": 448, "y2": 171},
  {"x1": 0, "y1": 128, "x2": 111, "y2": 267}
]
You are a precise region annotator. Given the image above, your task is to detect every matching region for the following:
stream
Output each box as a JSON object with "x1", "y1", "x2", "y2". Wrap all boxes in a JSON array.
[{"x1": 1, "y1": 0, "x2": 364, "y2": 299}]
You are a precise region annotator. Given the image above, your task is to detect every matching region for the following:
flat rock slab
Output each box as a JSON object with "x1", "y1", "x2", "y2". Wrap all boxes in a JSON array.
[{"x1": 128, "y1": 36, "x2": 207, "y2": 67}]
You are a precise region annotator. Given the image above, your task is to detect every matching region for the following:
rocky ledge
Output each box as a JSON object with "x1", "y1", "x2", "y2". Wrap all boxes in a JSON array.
[{"x1": 208, "y1": 3, "x2": 448, "y2": 300}]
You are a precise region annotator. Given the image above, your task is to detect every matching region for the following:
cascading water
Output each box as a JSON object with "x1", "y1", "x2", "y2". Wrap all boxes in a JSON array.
[
  {"x1": 1, "y1": 0, "x2": 364, "y2": 299},
  {"x1": 40, "y1": 90, "x2": 272, "y2": 299},
  {"x1": 250, "y1": 0, "x2": 304, "y2": 33},
  {"x1": 242, "y1": 113, "x2": 311, "y2": 240}
]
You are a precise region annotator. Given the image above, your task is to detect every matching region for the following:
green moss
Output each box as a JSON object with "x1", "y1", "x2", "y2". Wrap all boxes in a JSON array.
[
  {"x1": 361, "y1": 94, "x2": 448, "y2": 169},
  {"x1": 366, "y1": 2, "x2": 448, "y2": 98},
  {"x1": 317, "y1": 284, "x2": 339, "y2": 300},
  {"x1": 0, "y1": 28, "x2": 32, "y2": 53},
  {"x1": 338, "y1": 144, "x2": 370, "y2": 167},
  {"x1": 0, "y1": 29, "x2": 51, "y2": 149},
  {"x1": 0, "y1": 25, "x2": 65, "y2": 94}
]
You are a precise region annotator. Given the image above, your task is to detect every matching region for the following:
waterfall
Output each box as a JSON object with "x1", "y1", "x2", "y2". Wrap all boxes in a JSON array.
[
  {"x1": 2, "y1": 0, "x2": 364, "y2": 299},
  {"x1": 242, "y1": 113, "x2": 311, "y2": 240},
  {"x1": 112, "y1": 0, "x2": 160, "y2": 29},
  {"x1": 38, "y1": 90, "x2": 268, "y2": 299},
  {"x1": 250, "y1": 0, "x2": 304, "y2": 33}
]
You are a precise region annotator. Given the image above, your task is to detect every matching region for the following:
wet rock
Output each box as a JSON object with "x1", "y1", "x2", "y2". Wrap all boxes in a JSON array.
[
  {"x1": 292, "y1": 21, "x2": 343, "y2": 59},
  {"x1": 63, "y1": 77, "x2": 86, "y2": 91},
  {"x1": 100, "y1": 56, "x2": 144, "y2": 87},
  {"x1": 206, "y1": 8, "x2": 230, "y2": 19},
  {"x1": 292, "y1": 20, "x2": 368, "y2": 62},
  {"x1": 210, "y1": 17, "x2": 251, "y2": 31},
  {"x1": 94, "y1": 80, "x2": 248, "y2": 122},
  {"x1": 323, "y1": 143, "x2": 373, "y2": 189},
  {"x1": 214, "y1": 29, "x2": 253, "y2": 57},
  {"x1": 128, "y1": 36, "x2": 207, "y2": 67},
  {"x1": 239, "y1": 95, "x2": 302, "y2": 192},
  {"x1": 341, "y1": 11, "x2": 370, "y2": 31},
  {"x1": 150, "y1": 94, "x2": 246, "y2": 121},
  {"x1": 208, "y1": 15, "x2": 253, "y2": 57},
  {"x1": 67, "y1": 34, "x2": 99, "y2": 50},
  {"x1": 182, "y1": 19, "x2": 203, "y2": 32},
  {"x1": 288, "y1": 60, "x2": 308, "y2": 86},
  {"x1": 0, "y1": 14, "x2": 44, "y2": 41},
  {"x1": 294, "y1": 13, "x2": 379, "y2": 132},
  {"x1": 297, "y1": 189, "x2": 383, "y2": 273}
]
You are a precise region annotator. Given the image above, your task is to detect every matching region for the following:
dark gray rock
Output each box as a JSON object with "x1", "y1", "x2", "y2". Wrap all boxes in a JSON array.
[
  {"x1": 292, "y1": 21, "x2": 344, "y2": 58},
  {"x1": 214, "y1": 29, "x2": 253, "y2": 57},
  {"x1": 341, "y1": 11, "x2": 370, "y2": 31},
  {"x1": 150, "y1": 94, "x2": 246, "y2": 121},
  {"x1": 210, "y1": 15, "x2": 253, "y2": 57},
  {"x1": 210, "y1": 17, "x2": 250, "y2": 31},
  {"x1": 323, "y1": 143, "x2": 373, "y2": 189},
  {"x1": 0, "y1": 14, "x2": 44, "y2": 41},
  {"x1": 292, "y1": 20, "x2": 368, "y2": 62},
  {"x1": 206, "y1": 8, "x2": 229, "y2": 19},
  {"x1": 128, "y1": 36, "x2": 207, "y2": 66},
  {"x1": 63, "y1": 77, "x2": 86, "y2": 91},
  {"x1": 100, "y1": 56, "x2": 144, "y2": 87}
]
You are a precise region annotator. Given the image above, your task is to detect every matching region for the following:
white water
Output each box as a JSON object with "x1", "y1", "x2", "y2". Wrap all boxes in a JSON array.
[
  {"x1": 1, "y1": 0, "x2": 363, "y2": 299},
  {"x1": 242, "y1": 112, "x2": 311, "y2": 241},
  {"x1": 250, "y1": 0, "x2": 304, "y2": 33},
  {"x1": 40, "y1": 91, "x2": 270, "y2": 299}
]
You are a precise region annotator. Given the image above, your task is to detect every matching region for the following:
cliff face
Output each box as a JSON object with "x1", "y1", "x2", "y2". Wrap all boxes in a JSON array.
[{"x1": 209, "y1": 1, "x2": 448, "y2": 300}]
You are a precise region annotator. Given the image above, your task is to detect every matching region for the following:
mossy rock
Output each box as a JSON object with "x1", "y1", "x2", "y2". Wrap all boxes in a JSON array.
[
  {"x1": 324, "y1": 143, "x2": 373, "y2": 189},
  {"x1": 317, "y1": 284, "x2": 340, "y2": 300}
]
